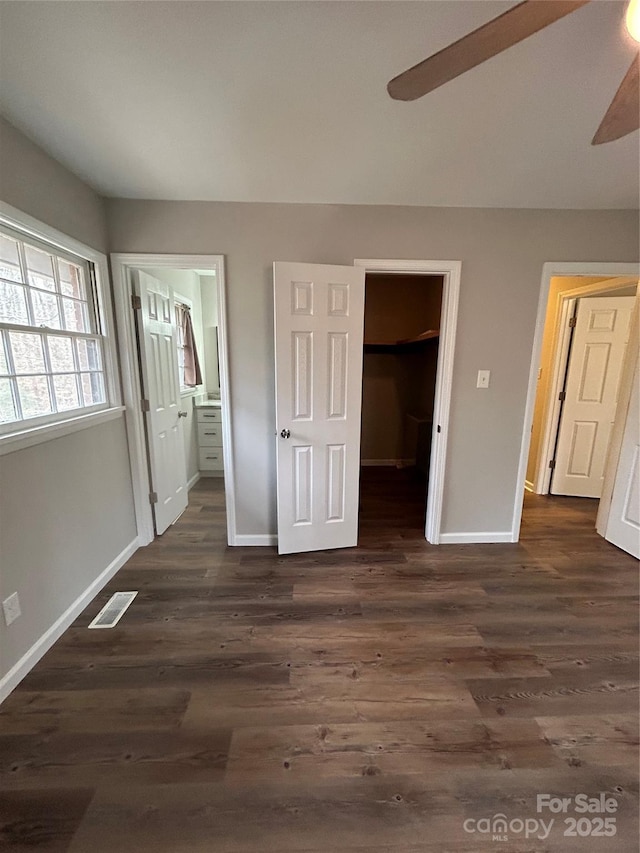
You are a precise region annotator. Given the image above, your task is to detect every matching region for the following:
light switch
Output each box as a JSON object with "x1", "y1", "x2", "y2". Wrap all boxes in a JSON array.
[
  {"x1": 477, "y1": 370, "x2": 491, "y2": 389},
  {"x1": 2, "y1": 592, "x2": 21, "y2": 626}
]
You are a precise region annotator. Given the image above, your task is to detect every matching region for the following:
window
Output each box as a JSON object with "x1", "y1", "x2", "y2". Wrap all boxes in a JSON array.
[
  {"x1": 0, "y1": 226, "x2": 108, "y2": 433},
  {"x1": 175, "y1": 300, "x2": 202, "y2": 390},
  {"x1": 175, "y1": 302, "x2": 188, "y2": 391}
]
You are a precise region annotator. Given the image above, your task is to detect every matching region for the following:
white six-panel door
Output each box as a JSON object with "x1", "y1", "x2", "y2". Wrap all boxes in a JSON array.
[
  {"x1": 133, "y1": 270, "x2": 188, "y2": 534},
  {"x1": 274, "y1": 262, "x2": 365, "y2": 555},
  {"x1": 552, "y1": 295, "x2": 635, "y2": 498},
  {"x1": 604, "y1": 344, "x2": 640, "y2": 558}
]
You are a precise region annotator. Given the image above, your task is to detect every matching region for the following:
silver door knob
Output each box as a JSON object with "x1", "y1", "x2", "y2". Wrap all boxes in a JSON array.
[
  {"x1": 280, "y1": 428, "x2": 291, "y2": 439},
  {"x1": 178, "y1": 411, "x2": 188, "y2": 418}
]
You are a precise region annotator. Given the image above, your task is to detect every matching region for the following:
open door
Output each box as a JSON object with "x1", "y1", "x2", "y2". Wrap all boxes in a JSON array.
[
  {"x1": 274, "y1": 262, "x2": 365, "y2": 554},
  {"x1": 599, "y1": 298, "x2": 640, "y2": 559},
  {"x1": 552, "y1": 295, "x2": 635, "y2": 497},
  {"x1": 133, "y1": 269, "x2": 188, "y2": 534}
]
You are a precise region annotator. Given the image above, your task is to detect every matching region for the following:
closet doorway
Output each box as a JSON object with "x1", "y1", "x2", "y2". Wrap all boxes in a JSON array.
[{"x1": 359, "y1": 273, "x2": 444, "y2": 536}]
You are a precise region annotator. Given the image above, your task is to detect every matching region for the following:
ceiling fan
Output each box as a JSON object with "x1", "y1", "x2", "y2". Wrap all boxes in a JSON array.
[{"x1": 387, "y1": 0, "x2": 640, "y2": 145}]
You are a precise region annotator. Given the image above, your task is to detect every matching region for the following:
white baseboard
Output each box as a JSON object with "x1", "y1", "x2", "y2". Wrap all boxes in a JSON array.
[
  {"x1": 361, "y1": 459, "x2": 415, "y2": 467},
  {"x1": 231, "y1": 534, "x2": 277, "y2": 547},
  {"x1": 0, "y1": 537, "x2": 139, "y2": 704},
  {"x1": 187, "y1": 471, "x2": 201, "y2": 491},
  {"x1": 439, "y1": 531, "x2": 515, "y2": 544},
  {"x1": 524, "y1": 479, "x2": 535, "y2": 493}
]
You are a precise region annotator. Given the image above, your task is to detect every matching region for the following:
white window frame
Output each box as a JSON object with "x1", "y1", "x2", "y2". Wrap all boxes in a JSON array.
[{"x1": 0, "y1": 202, "x2": 123, "y2": 456}]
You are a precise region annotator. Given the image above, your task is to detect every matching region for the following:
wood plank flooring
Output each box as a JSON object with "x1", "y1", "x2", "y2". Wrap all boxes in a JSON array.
[{"x1": 1, "y1": 471, "x2": 638, "y2": 852}]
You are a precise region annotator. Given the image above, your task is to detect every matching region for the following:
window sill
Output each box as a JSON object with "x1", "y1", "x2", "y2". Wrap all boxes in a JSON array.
[{"x1": 0, "y1": 406, "x2": 125, "y2": 457}]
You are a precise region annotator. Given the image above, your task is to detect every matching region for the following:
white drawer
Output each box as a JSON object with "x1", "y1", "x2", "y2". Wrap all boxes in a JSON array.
[
  {"x1": 196, "y1": 408, "x2": 222, "y2": 424},
  {"x1": 198, "y1": 423, "x2": 223, "y2": 446},
  {"x1": 199, "y1": 447, "x2": 224, "y2": 470}
]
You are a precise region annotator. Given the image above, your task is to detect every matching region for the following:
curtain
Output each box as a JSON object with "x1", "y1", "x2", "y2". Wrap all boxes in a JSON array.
[{"x1": 179, "y1": 305, "x2": 202, "y2": 387}]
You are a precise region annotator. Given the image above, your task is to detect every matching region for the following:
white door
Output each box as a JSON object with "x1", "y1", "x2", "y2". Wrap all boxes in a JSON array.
[
  {"x1": 133, "y1": 270, "x2": 188, "y2": 534},
  {"x1": 274, "y1": 262, "x2": 365, "y2": 555},
  {"x1": 604, "y1": 347, "x2": 640, "y2": 557},
  {"x1": 552, "y1": 295, "x2": 635, "y2": 497}
]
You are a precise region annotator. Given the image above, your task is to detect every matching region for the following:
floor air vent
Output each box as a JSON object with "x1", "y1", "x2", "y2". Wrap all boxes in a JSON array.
[{"x1": 88, "y1": 591, "x2": 138, "y2": 629}]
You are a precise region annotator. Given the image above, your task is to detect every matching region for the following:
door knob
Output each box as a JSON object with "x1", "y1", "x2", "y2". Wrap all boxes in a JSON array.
[
  {"x1": 280, "y1": 428, "x2": 291, "y2": 439},
  {"x1": 178, "y1": 410, "x2": 188, "y2": 418}
]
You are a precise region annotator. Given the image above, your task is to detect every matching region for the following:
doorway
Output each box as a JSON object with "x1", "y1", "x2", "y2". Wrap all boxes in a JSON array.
[
  {"x1": 272, "y1": 258, "x2": 461, "y2": 553},
  {"x1": 359, "y1": 273, "x2": 444, "y2": 536},
  {"x1": 354, "y1": 259, "x2": 461, "y2": 546},
  {"x1": 111, "y1": 253, "x2": 236, "y2": 547},
  {"x1": 514, "y1": 262, "x2": 639, "y2": 548},
  {"x1": 526, "y1": 275, "x2": 638, "y2": 496}
]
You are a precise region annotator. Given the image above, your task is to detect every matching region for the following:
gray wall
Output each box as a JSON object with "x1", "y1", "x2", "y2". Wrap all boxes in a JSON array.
[
  {"x1": 106, "y1": 199, "x2": 639, "y2": 536},
  {"x1": 0, "y1": 116, "x2": 108, "y2": 252},
  {"x1": 0, "y1": 421, "x2": 136, "y2": 677},
  {"x1": 0, "y1": 119, "x2": 136, "y2": 687}
]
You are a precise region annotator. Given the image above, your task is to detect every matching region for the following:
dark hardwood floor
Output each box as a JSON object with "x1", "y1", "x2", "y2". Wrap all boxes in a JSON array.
[{"x1": 1, "y1": 472, "x2": 638, "y2": 852}]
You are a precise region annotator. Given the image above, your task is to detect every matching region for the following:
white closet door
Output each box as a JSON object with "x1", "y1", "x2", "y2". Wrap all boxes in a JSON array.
[{"x1": 273, "y1": 261, "x2": 365, "y2": 555}]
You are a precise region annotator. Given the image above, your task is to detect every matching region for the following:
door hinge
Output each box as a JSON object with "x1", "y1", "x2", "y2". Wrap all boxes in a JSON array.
[
  {"x1": 149, "y1": 491, "x2": 158, "y2": 504},
  {"x1": 141, "y1": 398, "x2": 150, "y2": 412},
  {"x1": 131, "y1": 294, "x2": 142, "y2": 310},
  {"x1": 549, "y1": 459, "x2": 556, "y2": 470},
  {"x1": 558, "y1": 390, "x2": 566, "y2": 402},
  {"x1": 568, "y1": 316, "x2": 577, "y2": 327}
]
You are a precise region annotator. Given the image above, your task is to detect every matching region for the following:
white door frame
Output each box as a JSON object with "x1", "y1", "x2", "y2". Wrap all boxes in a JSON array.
[
  {"x1": 513, "y1": 261, "x2": 640, "y2": 540},
  {"x1": 532, "y1": 276, "x2": 639, "y2": 495},
  {"x1": 354, "y1": 259, "x2": 462, "y2": 545},
  {"x1": 111, "y1": 253, "x2": 236, "y2": 547}
]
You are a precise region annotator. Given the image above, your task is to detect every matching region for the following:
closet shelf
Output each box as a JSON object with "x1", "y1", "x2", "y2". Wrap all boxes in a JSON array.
[{"x1": 364, "y1": 329, "x2": 439, "y2": 350}]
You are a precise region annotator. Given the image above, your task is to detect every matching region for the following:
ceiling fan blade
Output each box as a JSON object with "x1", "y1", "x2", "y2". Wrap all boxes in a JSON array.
[
  {"x1": 387, "y1": 0, "x2": 590, "y2": 101},
  {"x1": 592, "y1": 54, "x2": 640, "y2": 145}
]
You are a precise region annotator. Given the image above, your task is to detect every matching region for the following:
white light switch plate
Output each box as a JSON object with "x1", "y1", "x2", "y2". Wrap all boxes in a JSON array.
[
  {"x1": 2, "y1": 592, "x2": 21, "y2": 626},
  {"x1": 477, "y1": 370, "x2": 491, "y2": 389}
]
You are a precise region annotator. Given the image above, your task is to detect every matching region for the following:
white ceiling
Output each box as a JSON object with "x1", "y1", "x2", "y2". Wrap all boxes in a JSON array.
[{"x1": 0, "y1": 0, "x2": 638, "y2": 208}]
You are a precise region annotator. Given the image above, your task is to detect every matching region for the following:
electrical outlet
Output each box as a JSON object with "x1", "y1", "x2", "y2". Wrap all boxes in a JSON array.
[
  {"x1": 2, "y1": 592, "x2": 21, "y2": 626},
  {"x1": 477, "y1": 370, "x2": 491, "y2": 389}
]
